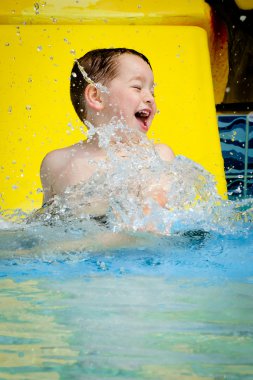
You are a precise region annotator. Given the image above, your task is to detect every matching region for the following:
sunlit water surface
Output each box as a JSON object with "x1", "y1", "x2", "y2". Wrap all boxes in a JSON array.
[{"x1": 1, "y1": 124, "x2": 253, "y2": 379}]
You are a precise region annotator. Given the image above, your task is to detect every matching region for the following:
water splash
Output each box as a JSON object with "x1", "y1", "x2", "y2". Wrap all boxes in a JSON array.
[
  {"x1": 75, "y1": 60, "x2": 109, "y2": 94},
  {"x1": 34, "y1": 2, "x2": 40, "y2": 15},
  {"x1": 24, "y1": 118, "x2": 253, "y2": 238}
]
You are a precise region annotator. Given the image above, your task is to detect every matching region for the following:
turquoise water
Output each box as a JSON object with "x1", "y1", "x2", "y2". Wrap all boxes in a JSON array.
[
  {"x1": 0, "y1": 220, "x2": 253, "y2": 380},
  {"x1": 1, "y1": 130, "x2": 253, "y2": 379}
]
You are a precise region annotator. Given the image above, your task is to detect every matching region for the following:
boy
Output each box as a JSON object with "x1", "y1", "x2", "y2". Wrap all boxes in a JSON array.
[{"x1": 40, "y1": 48, "x2": 175, "y2": 220}]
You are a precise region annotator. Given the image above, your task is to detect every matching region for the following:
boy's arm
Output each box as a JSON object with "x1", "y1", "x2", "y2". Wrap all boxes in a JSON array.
[
  {"x1": 140, "y1": 144, "x2": 175, "y2": 226},
  {"x1": 40, "y1": 148, "x2": 91, "y2": 206},
  {"x1": 40, "y1": 153, "x2": 56, "y2": 205},
  {"x1": 40, "y1": 150, "x2": 69, "y2": 205}
]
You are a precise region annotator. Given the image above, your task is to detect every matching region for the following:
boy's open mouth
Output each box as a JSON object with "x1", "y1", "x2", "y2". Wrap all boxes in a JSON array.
[{"x1": 135, "y1": 109, "x2": 151, "y2": 131}]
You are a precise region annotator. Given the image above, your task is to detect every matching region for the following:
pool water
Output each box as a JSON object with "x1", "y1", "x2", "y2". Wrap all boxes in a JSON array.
[
  {"x1": 1, "y1": 221, "x2": 253, "y2": 380},
  {"x1": 1, "y1": 130, "x2": 253, "y2": 379}
]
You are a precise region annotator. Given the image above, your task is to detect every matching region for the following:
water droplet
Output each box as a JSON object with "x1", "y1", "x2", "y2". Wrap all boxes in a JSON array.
[
  {"x1": 26, "y1": 105, "x2": 32, "y2": 111},
  {"x1": 34, "y1": 2, "x2": 40, "y2": 15},
  {"x1": 234, "y1": 186, "x2": 242, "y2": 194},
  {"x1": 12, "y1": 185, "x2": 18, "y2": 190},
  {"x1": 70, "y1": 49, "x2": 76, "y2": 55},
  {"x1": 5, "y1": 42, "x2": 10, "y2": 47},
  {"x1": 8, "y1": 106, "x2": 12, "y2": 113},
  {"x1": 28, "y1": 77, "x2": 33, "y2": 83},
  {"x1": 97, "y1": 261, "x2": 107, "y2": 270},
  {"x1": 12, "y1": 160, "x2": 16, "y2": 164},
  {"x1": 137, "y1": 4, "x2": 141, "y2": 8},
  {"x1": 37, "y1": 45, "x2": 43, "y2": 51},
  {"x1": 240, "y1": 15, "x2": 246, "y2": 22},
  {"x1": 5, "y1": 176, "x2": 10, "y2": 180},
  {"x1": 36, "y1": 188, "x2": 43, "y2": 193},
  {"x1": 225, "y1": 87, "x2": 230, "y2": 93},
  {"x1": 248, "y1": 112, "x2": 253, "y2": 123},
  {"x1": 72, "y1": 72, "x2": 77, "y2": 78}
]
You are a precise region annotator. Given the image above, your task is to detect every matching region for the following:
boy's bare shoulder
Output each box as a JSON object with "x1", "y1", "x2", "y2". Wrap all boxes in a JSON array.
[
  {"x1": 40, "y1": 142, "x2": 91, "y2": 203},
  {"x1": 41, "y1": 146, "x2": 70, "y2": 171},
  {"x1": 41, "y1": 143, "x2": 86, "y2": 173},
  {"x1": 155, "y1": 143, "x2": 175, "y2": 162}
]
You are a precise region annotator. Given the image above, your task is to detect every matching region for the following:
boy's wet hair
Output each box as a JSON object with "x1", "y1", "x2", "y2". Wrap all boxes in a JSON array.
[{"x1": 70, "y1": 48, "x2": 152, "y2": 121}]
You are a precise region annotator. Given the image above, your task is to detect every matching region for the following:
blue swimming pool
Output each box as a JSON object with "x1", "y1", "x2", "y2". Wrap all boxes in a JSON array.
[{"x1": 0, "y1": 217, "x2": 253, "y2": 379}]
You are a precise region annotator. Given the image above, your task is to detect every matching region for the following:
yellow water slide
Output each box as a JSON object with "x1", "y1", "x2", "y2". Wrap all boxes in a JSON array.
[{"x1": 0, "y1": 0, "x2": 229, "y2": 212}]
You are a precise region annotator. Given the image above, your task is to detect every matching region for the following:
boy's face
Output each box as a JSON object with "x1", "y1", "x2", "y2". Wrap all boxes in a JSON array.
[{"x1": 102, "y1": 53, "x2": 157, "y2": 134}]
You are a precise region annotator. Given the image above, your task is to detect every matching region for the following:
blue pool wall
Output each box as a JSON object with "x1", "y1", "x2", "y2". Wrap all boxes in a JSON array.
[{"x1": 218, "y1": 113, "x2": 253, "y2": 199}]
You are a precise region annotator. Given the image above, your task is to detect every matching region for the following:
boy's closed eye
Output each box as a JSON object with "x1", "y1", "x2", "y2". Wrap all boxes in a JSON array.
[
  {"x1": 131, "y1": 84, "x2": 155, "y2": 97},
  {"x1": 131, "y1": 83, "x2": 142, "y2": 90}
]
